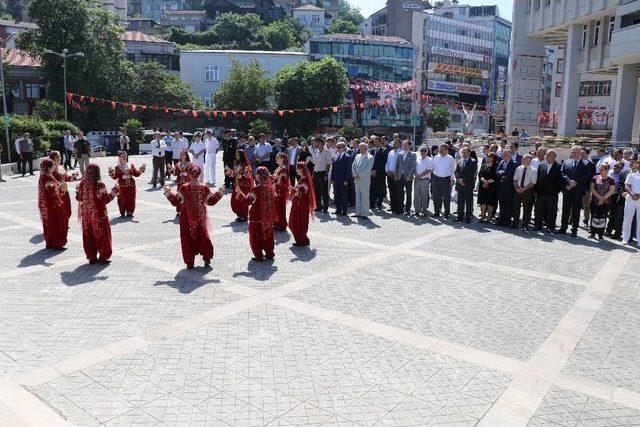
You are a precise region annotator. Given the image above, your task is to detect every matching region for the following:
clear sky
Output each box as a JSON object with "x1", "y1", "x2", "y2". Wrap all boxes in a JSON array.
[{"x1": 351, "y1": 0, "x2": 514, "y2": 22}]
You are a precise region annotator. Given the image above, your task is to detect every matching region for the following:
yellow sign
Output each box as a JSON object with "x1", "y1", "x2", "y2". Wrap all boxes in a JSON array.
[{"x1": 433, "y1": 63, "x2": 485, "y2": 78}]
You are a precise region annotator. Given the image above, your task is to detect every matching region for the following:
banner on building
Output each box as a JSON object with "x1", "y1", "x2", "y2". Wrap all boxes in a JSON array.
[
  {"x1": 427, "y1": 80, "x2": 484, "y2": 96},
  {"x1": 431, "y1": 63, "x2": 487, "y2": 79},
  {"x1": 430, "y1": 46, "x2": 487, "y2": 63},
  {"x1": 378, "y1": 92, "x2": 398, "y2": 117}
]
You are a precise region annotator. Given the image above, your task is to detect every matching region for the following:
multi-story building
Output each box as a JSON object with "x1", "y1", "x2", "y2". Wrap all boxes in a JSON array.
[
  {"x1": 0, "y1": 48, "x2": 46, "y2": 115},
  {"x1": 305, "y1": 33, "x2": 416, "y2": 134},
  {"x1": 123, "y1": 31, "x2": 180, "y2": 72},
  {"x1": 508, "y1": 0, "x2": 640, "y2": 143},
  {"x1": 126, "y1": 18, "x2": 165, "y2": 35},
  {"x1": 140, "y1": 0, "x2": 189, "y2": 23},
  {"x1": 292, "y1": 5, "x2": 326, "y2": 36},
  {"x1": 102, "y1": 0, "x2": 128, "y2": 23},
  {"x1": 179, "y1": 50, "x2": 308, "y2": 107},
  {"x1": 360, "y1": 7, "x2": 387, "y2": 36},
  {"x1": 161, "y1": 10, "x2": 209, "y2": 32},
  {"x1": 0, "y1": 19, "x2": 38, "y2": 48}
]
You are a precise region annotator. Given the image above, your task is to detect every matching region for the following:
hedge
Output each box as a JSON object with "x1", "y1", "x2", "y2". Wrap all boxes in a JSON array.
[{"x1": 8, "y1": 115, "x2": 80, "y2": 155}]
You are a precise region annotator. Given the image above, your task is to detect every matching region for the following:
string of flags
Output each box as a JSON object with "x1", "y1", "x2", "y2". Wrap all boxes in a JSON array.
[
  {"x1": 66, "y1": 92, "x2": 491, "y2": 118},
  {"x1": 538, "y1": 110, "x2": 615, "y2": 124}
]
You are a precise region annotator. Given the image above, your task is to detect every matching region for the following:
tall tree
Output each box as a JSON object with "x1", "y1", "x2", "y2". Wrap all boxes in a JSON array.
[
  {"x1": 210, "y1": 13, "x2": 264, "y2": 46},
  {"x1": 327, "y1": 18, "x2": 361, "y2": 35},
  {"x1": 335, "y1": 0, "x2": 364, "y2": 25},
  {"x1": 213, "y1": 59, "x2": 271, "y2": 111},
  {"x1": 18, "y1": 0, "x2": 125, "y2": 103},
  {"x1": 259, "y1": 17, "x2": 304, "y2": 51}
]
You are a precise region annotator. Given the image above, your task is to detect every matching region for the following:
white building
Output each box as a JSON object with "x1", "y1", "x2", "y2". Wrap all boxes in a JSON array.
[
  {"x1": 292, "y1": 4, "x2": 326, "y2": 35},
  {"x1": 508, "y1": 0, "x2": 640, "y2": 144},
  {"x1": 179, "y1": 50, "x2": 309, "y2": 107}
]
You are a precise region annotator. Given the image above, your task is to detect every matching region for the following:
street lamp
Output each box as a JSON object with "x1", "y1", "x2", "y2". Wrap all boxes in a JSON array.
[{"x1": 43, "y1": 48, "x2": 85, "y2": 121}]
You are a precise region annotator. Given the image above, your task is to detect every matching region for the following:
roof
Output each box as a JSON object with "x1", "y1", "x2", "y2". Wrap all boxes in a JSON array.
[
  {"x1": 293, "y1": 4, "x2": 324, "y2": 11},
  {"x1": 0, "y1": 19, "x2": 38, "y2": 29},
  {"x1": 0, "y1": 48, "x2": 40, "y2": 67},
  {"x1": 314, "y1": 33, "x2": 412, "y2": 45},
  {"x1": 122, "y1": 31, "x2": 172, "y2": 44},
  {"x1": 164, "y1": 10, "x2": 207, "y2": 16},
  {"x1": 182, "y1": 49, "x2": 308, "y2": 56}
]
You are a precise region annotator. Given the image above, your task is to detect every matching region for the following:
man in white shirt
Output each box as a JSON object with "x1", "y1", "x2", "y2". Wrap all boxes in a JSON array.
[
  {"x1": 163, "y1": 131, "x2": 175, "y2": 179},
  {"x1": 14, "y1": 137, "x2": 22, "y2": 174},
  {"x1": 413, "y1": 145, "x2": 433, "y2": 216},
  {"x1": 189, "y1": 131, "x2": 206, "y2": 183},
  {"x1": 286, "y1": 137, "x2": 299, "y2": 185},
  {"x1": 622, "y1": 162, "x2": 640, "y2": 246},
  {"x1": 203, "y1": 130, "x2": 219, "y2": 186},
  {"x1": 119, "y1": 129, "x2": 130, "y2": 153},
  {"x1": 150, "y1": 131, "x2": 166, "y2": 188},
  {"x1": 255, "y1": 134, "x2": 272, "y2": 169},
  {"x1": 385, "y1": 137, "x2": 401, "y2": 213},
  {"x1": 172, "y1": 131, "x2": 189, "y2": 165},
  {"x1": 597, "y1": 148, "x2": 630, "y2": 172},
  {"x1": 431, "y1": 144, "x2": 456, "y2": 218},
  {"x1": 530, "y1": 147, "x2": 546, "y2": 170},
  {"x1": 63, "y1": 130, "x2": 75, "y2": 169},
  {"x1": 513, "y1": 154, "x2": 538, "y2": 230}
]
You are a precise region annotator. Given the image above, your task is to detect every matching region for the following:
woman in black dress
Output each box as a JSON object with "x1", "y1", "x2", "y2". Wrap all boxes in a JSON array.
[
  {"x1": 298, "y1": 140, "x2": 314, "y2": 174},
  {"x1": 478, "y1": 152, "x2": 499, "y2": 223}
]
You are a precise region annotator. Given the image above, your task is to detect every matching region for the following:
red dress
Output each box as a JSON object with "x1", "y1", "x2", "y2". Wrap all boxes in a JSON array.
[
  {"x1": 272, "y1": 165, "x2": 290, "y2": 230},
  {"x1": 109, "y1": 163, "x2": 142, "y2": 216},
  {"x1": 241, "y1": 184, "x2": 276, "y2": 260},
  {"x1": 289, "y1": 176, "x2": 312, "y2": 246},
  {"x1": 52, "y1": 166, "x2": 74, "y2": 219},
  {"x1": 172, "y1": 161, "x2": 191, "y2": 213},
  {"x1": 76, "y1": 181, "x2": 116, "y2": 262},
  {"x1": 38, "y1": 173, "x2": 69, "y2": 249},
  {"x1": 167, "y1": 182, "x2": 223, "y2": 268},
  {"x1": 230, "y1": 165, "x2": 253, "y2": 220}
]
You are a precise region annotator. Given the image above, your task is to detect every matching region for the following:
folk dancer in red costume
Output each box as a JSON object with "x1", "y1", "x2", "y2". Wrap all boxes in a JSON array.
[
  {"x1": 170, "y1": 150, "x2": 191, "y2": 215},
  {"x1": 225, "y1": 149, "x2": 253, "y2": 222},
  {"x1": 38, "y1": 158, "x2": 70, "y2": 249},
  {"x1": 108, "y1": 151, "x2": 146, "y2": 218},
  {"x1": 48, "y1": 150, "x2": 78, "y2": 219},
  {"x1": 289, "y1": 162, "x2": 315, "y2": 246},
  {"x1": 236, "y1": 166, "x2": 276, "y2": 261},
  {"x1": 272, "y1": 152, "x2": 290, "y2": 231},
  {"x1": 76, "y1": 164, "x2": 119, "y2": 264},
  {"x1": 163, "y1": 164, "x2": 224, "y2": 269}
]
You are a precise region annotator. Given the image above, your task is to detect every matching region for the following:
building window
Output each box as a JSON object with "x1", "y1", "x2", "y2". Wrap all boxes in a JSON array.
[
  {"x1": 602, "y1": 81, "x2": 611, "y2": 96},
  {"x1": 608, "y1": 16, "x2": 615, "y2": 43},
  {"x1": 581, "y1": 24, "x2": 587, "y2": 48},
  {"x1": 535, "y1": 0, "x2": 541, "y2": 11},
  {"x1": 546, "y1": 0, "x2": 551, "y2": 6},
  {"x1": 204, "y1": 92, "x2": 212, "y2": 107},
  {"x1": 555, "y1": 82, "x2": 562, "y2": 97},
  {"x1": 10, "y1": 86, "x2": 20, "y2": 98},
  {"x1": 204, "y1": 65, "x2": 219, "y2": 82},
  {"x1": 556, "y1": 58, "x2": 564, "y2": 73},
  {"x1": 527, "y1": 0, "x2": 531, "y2": 14},
  {"x1": 579, "y1": 82, "x2": 590, "y2": 96},
  {"x1": 593, "y1": 20, "x2": 600, "y2": 46},
  {"x1": 593, "y1": 81, "x2": 602, "y2": 95},
  {"x1": 25, "y1": 84, "x2": 40, "y2": 99},
  {"x1": 311, "y1": 14, "x2": 320, "y2": 23}
]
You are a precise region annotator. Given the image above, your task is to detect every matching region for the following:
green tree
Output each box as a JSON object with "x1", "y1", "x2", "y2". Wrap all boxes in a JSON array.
[
  {"x1": 19, "y1": 0, "x2": 126, "y2": 104},
  {"x1": 424, "y1": 105, "x2": 450, "y2": 132},
  {"x1": 274, "y1": 57, "x2": 347, "y2": 134},
  {"x1": 210, "y1": 13, "x2": 264, "y2": 46},
  {"x1": 327, "y1": 18, "x2": 361, "y2": 35},
  {"x1": 32, "y1": 99, "x2": 64, "y2": 120},
  {"x1": 213, "y1": 59, "x2": 271, "y2": 111},
  {"x1": 259, "y1": 17, "x2": 304, "y2": 51},
  {"x1": 335, "y1": 0, "x2": 364, "y2": 25},
  {"x1": 122, "y1": 118, "x2": 144, "y2": 152},
  {"x1": 339, "y1": 123, "x2": 363, "y2": 140},
  {"x1": 248, "y1": 118, "x2": 271, "y2": 136},
  {"x1": 126, "y1": 61, "x2": 202, "y2": 109}
]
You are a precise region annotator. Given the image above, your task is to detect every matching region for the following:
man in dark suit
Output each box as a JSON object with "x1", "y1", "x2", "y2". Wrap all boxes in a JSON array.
[
  {"x1": 285, "y1": 137, "x2": 299, "y2": 185},
  {"x1": 581, "y1": 148, "x2": 597, "y2": 226},
  {"x1": 496, "y1": 149, "x2": 517, "y2": 226},
  {"x1": 509, "y1": 142, "x2": 523, "y2": 165},
  {"x1": 371, "y1": 136, "x2": 389, "y2": 210},
  {"x1": 454, "y1": 147, "x2": 478, "y2": 223},
  {"x1": 331, "y1": 141, "x2": 351, "y2": 215},
  {"x1": 221, "y1": 129, "x2": 238, "y2": 189},
  {"x1": 534, "y1": 149, "x2": 562, "y2": 232},
  {"x1": 558, "y1": 146, "x2": 591, "y2": 237},
  {"x1": 394, "y1": 139, "x2": 417, "y2": 215}
]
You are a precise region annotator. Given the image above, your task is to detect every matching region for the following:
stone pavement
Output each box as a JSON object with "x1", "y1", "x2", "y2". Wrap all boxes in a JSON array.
[{"x1": 0, "y1": 154, "x2": 639, "y2": 426}]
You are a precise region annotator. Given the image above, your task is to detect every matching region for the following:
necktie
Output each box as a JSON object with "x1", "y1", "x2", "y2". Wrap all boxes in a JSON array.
[{"x1": 520, "y1": 167, "x2": 527, "y2": 187}]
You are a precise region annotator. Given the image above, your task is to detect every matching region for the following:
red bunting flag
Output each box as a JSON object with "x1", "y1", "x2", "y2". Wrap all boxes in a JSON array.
[
  {"x1": 110, "y1": 101, "x2": 116, "y2": 110},
  {"x1": 66, "y1": 93, "x2": 73, "y2": 103},
  {"x1": 192, "y1": 110, "x2": 198, "y2": 118}
]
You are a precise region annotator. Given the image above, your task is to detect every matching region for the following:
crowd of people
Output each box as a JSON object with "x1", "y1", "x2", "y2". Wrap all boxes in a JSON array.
[{"x1": 34, "y1": 127, "x2": 640, "y2": 270}]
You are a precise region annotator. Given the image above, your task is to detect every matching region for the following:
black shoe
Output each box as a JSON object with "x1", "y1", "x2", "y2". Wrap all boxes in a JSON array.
[
  {"x1": 554, "y1": 229, "x2": 567, "y2": 235},
  {"x1": 533, "y1": 227, "x2": 542, "y2": 231},
  {"x1": 454, "y1": 217, "x2": 462, "y2": 222},
  {"x1": 571, "y1": 230, "x2": 578, "y2": 238},
  {"x1": 332, "y1": 210, "x2": 341, "y2": 215},
  {"x1": 443, "y1": 214, "x2": 450, "y2": 219},
  {"x1": 322, "y1": 209, "x2": 328, "y2": 213},
  {"x1": 522, "y1": 225, "x2": 529, "y2": 231},
  {"x1": 431, "y1": 213, "x2": 440, "y2": 218},
  {"x1": 465, "y1": 218, "x2": 471, "y2": 224},
  {"x1": 546, "y1": 227, "x2": 554, "y2": 233}
]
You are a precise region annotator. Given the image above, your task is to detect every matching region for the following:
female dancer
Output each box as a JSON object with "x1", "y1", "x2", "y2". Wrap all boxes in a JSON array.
[
  {"x1": 236, "y1": 166, "x2": 276, "y2": 261},
  {"x1": 108, "y1": 151, "x2": 145, "y2": 218},
  {"x1": 49, "y1": 150, "x2": 77, "y2": 219},
  {"x1": 225, "y1": 149, "x2": 253, "y2": 222},
  {"x1": 163, "y1": 164, "x2": 224, "y2": 269},
  {"x1": 171, "y1": 150, "x2": 191, "y2": 215},
  {"x1": 289, "y1": 162, "x2": 315, "y2": 246},
  {"x1": 76, "y1": 164, "x2": 119, "y2": 264},
  {"x1": 38, "y1": 158, "x2": 70, "y2": 249},
  {"x1": 272, "y1": 152, "x2": 290, "y2": 231}
]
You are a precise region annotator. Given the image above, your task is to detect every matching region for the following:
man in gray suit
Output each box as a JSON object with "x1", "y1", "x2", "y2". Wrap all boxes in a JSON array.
[
  {"x1": 351, "y1": 142, "x2": 374, "y2": 219},
  {"x1": 394, "y1": 139, "x2": 417, "y2": 215}
]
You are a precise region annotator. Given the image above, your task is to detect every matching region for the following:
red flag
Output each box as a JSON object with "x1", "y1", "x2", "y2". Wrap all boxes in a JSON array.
[
  {"x1": 131, "y1": 104, "x2": 137, "y2": 112},
  {"x1": 110, "y1": 101, "x2": 116, "y2": 110},
  {"x1": 221, "y1": 111, "x2": 227, "y2": 118},
  {"x1": 66, "y1": 93, "x2": 73, "y2": 103},
  {"x1": 192, "y1": 110, "x2": 198, "y2": 118},
  {"x1": 89, "y1": 97, "x2": 95, "y2": 103},
  {"x1": 278, "y1": 110, "x2": 285, "y2": 116},
  {"x1": 79, "y1": 95, "x2": 85, "y2": 102},
  {"x1": 241, "y1": 111, "x2": 247, "y2": 117}
]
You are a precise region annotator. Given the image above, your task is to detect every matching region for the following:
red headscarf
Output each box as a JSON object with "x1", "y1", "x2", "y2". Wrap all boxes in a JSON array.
[
  {"x1": 187, "y1": 163, "x2": 202, "y2": 179},
  {"x1": 296, "y1": 161, "x2": 316, "y2": 218},
  {"x1": 38, "y1": 158, "x2": 55, "y2": 223}
]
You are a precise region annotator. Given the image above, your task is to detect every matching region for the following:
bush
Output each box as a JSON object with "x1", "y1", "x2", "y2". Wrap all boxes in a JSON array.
[
  {"x1": 248, "y1": 118, "x2": 271, "y2": 137},
  {"x1": 9, "y1": 115, "x2": 48, "y2": 153},
  {"x1": 122, "y1": 118, "x2": 144, "y2": 152},
  {"x1": 32, "y1": 100, "x2": 65, "y2": 121},
  {"x1": 339, "y1": 123, "x2": 364, "y2": 140},
  {"x1": 43, "y1": 120, "x2": 80, "y2": 136}
]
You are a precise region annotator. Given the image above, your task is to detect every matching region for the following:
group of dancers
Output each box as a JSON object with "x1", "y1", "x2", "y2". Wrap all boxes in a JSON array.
[{"x1": 37, "y1": 147, "x2": 316, "y2": 269}]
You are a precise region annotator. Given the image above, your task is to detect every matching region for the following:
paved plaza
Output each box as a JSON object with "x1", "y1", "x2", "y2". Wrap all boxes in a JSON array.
[{"x1": 0, "y1": 154, "x2": 639, "y2": 426}]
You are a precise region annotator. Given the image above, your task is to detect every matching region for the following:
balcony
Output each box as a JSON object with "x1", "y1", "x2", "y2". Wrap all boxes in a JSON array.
[{"x1": 610, "y1": 24, "x2": 640, "y2": 64}]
